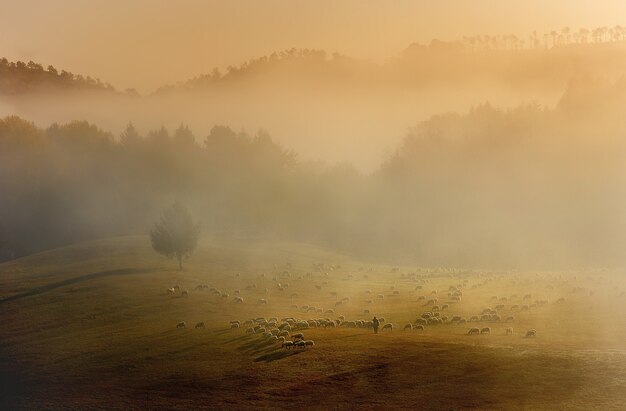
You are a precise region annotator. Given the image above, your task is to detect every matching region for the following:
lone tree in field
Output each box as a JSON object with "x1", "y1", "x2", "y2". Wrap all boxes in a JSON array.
[{"x1": 150, "y1": 202, "x2": 200, "y2": 270}]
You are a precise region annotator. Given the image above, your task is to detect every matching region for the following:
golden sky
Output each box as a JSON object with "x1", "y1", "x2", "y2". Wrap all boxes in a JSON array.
[{"x1": 1, "y1": 0, "x2": 624, "y2": 92}]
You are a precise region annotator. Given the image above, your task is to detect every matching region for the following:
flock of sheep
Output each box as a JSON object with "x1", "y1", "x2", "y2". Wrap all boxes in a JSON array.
[{"x1": 161, "y1": 263, "x2": 623, "y2": 354}]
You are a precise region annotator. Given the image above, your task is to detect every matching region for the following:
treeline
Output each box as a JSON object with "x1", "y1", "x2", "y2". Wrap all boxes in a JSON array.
[
  {"x1": 0, "y1": 58, "x2": 139, "y2": 95},
  {"x1": 2, "y1": 78, "x2": 626, "y2": 267}
]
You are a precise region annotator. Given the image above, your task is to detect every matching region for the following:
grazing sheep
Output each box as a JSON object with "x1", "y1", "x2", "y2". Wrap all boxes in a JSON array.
[
  {"x1": 271, "y1": 329, "x2": 279, "y2": 336},
  {"x1": 292, "y1": 333, "x2": 304, "y2": 341},
  {"x1": 403, "y1": 324, "x2": 413, "y2": 331},
  {"x1": 278, "y1": 330, "x2": 290, "y2": 338},
  {"x1": 294, "y1": 341, "x2": 306, "y2": 349},
  {"x1": 176, "y1": 321, "x2": 186, "y2": 329},
  {"x1": 195, "y1": 322, "x2": 205, "y2": 329},
  {"x1": 480, "y1": 327, "x2": 491, "y2": 334},
  {"x1": 167, "y1": 288, "x2": 176, "y2": 295},
  {"x1": 506, "y1": 327, "x2": 513, "y2": 335},
  {"x1": 233, "y1": 296, "x2": 244, "y2": 303},
  {"x1": 381, "y1": 323, "x2": 393, "y2": 331},
  {"x1": 283, "y1": 341, "x2": 294, "y2": 349},
  {"x1": 258, "y1": 298, "x2": 268, "y2": 304},
  {"x1": 246, "y1": 327, "x2": 255, "y2": 334},
  {"x1": 525, "y1": 329, "x2": 537, "y2": 337},
  {"x1": 304, "y1": 340, "x2": 315, "y2": 348},
  {"x1": 415, "y1": 325, "x2": 425, "y2": 331},
  {"x1": 468, "y1": 327, "x2": 480, "y2": 335},
  {"x1": 441, "y1": 304, "x2": 449, "y2": 310},
  {"x1": 267, "y1": 335, "x2": 278, "y2": 344},
  {"x1": 230, "y1": 323, "x2": 240, "y2": 330},
  {"x1": 277, "y1": 336, "x2": 286, "y2": 344}
]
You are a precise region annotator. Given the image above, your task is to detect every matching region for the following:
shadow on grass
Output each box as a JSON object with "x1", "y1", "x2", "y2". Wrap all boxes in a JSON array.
[
  {"x1": 254, "y1": 349, "x2": 303, "y2": 363},
  {"x1": 237, "y1": 338, "x2": 277, "y2": 353},
  {"x1": 223, "y1": 335, "x2": 252, "y2": 345}
]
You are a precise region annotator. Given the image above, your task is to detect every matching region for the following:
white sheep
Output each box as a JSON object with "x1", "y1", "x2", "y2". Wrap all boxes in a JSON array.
[
  {"x1": 176, "y1": 321, "x2": 186, "y2": 329},
  {"x1": 382, "y1": 323, "x2": 393, "y2": 331},
  {"x1": 195, "y1": 322, "x2": 205, "y2": 329}
]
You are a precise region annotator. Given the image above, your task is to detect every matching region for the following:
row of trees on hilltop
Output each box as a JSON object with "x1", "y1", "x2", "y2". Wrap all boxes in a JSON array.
[{"x1": 461, "y1": 25, "x2": 626, "y2": 51}]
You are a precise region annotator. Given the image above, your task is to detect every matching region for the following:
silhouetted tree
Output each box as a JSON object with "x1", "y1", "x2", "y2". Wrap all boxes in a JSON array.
[{"x1": 150, "y1": 202, "x2": 200, "y2": 270}]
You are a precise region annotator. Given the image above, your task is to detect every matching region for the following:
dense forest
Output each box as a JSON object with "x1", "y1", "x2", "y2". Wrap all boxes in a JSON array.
[{"x1": 2, "y1": 73, "x2": 626, "y2": 267}]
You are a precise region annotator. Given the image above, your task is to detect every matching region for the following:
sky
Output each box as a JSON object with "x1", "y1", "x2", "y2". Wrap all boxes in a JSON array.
[{"x1": 1, "y1": 0, "x2": 625, "y2": 92}]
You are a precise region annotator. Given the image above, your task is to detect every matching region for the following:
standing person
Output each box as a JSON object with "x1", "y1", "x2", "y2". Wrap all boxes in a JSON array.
[{"x1": 372, "y1": 316, "x2": 380, "y2": 334}]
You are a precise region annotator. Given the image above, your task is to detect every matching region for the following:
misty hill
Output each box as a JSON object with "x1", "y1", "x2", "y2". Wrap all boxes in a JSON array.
[
  {"x1": 155, "y1": 39, "x2": 626, "y2": 95},
  {"x1": 0, "y1": 58, "x2": 134, "y2": 96}
]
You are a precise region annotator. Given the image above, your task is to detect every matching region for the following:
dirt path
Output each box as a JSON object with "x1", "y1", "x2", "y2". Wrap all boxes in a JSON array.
[{"x1": 0, "y1": 268, "x2": 150, "y2": 305}]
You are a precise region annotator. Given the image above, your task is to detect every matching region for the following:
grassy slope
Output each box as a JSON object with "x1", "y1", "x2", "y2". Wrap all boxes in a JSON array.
[{"x1": 1, "y1": 236, "x2": 625, "y2": 410}]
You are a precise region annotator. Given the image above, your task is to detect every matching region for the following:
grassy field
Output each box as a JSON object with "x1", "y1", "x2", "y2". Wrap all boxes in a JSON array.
[{"x1": 1, "y1": 235, "x2": 625, "y2": 410}]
